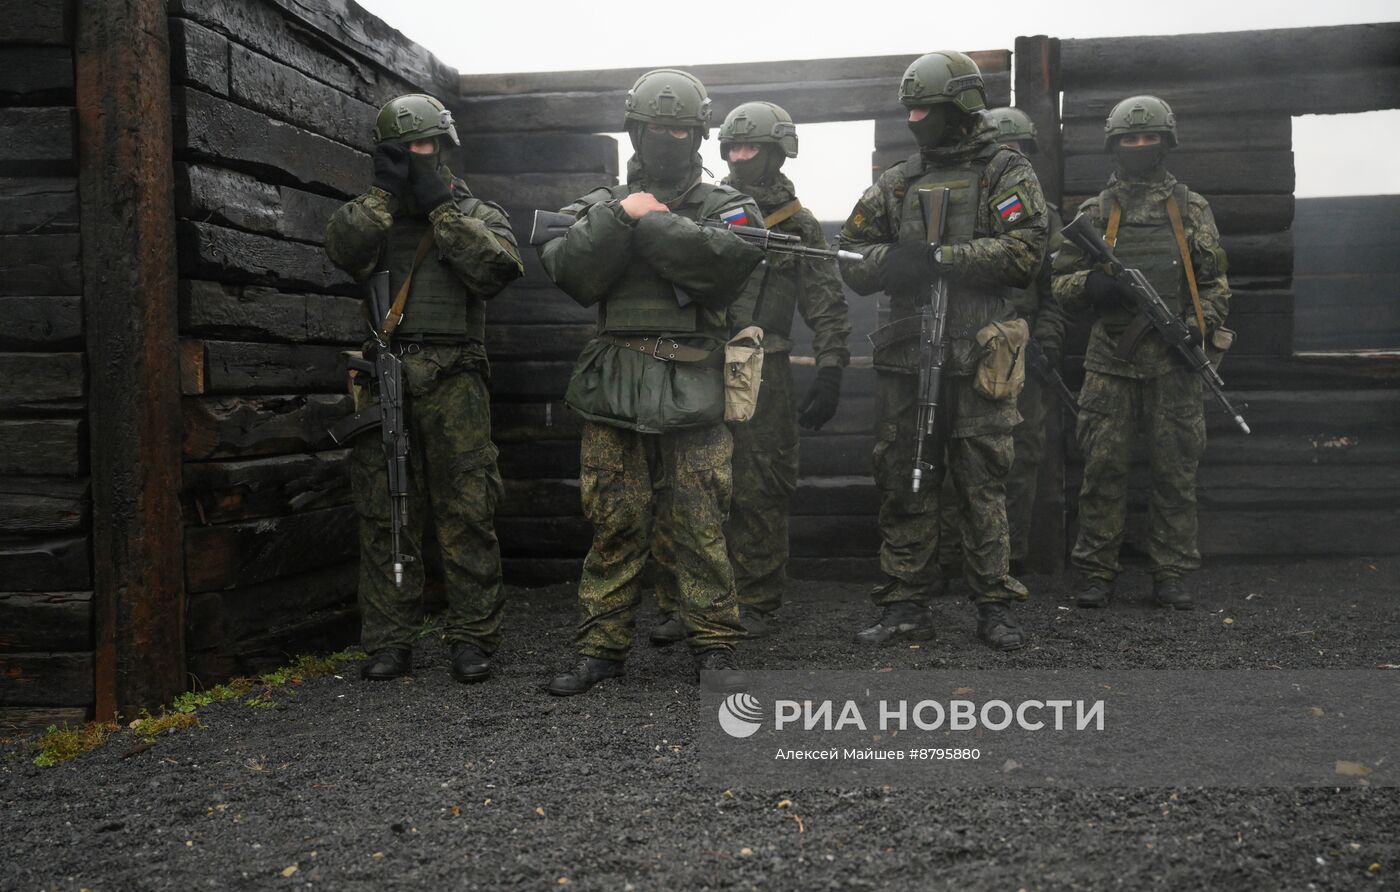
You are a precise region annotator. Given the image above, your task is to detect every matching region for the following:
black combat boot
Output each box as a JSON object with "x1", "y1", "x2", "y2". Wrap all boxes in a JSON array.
[
  {"x1": 1075, "y1": 576, "x2": 1115, "y2": 609},
  {"x1": 1153, "y1": 576, "x2": 1194, "y2": 610},
  {"x1": 976, "y1": 602, "x2": 1026, "y2": 651},
  {"x1": 854, "y1": 602, "x2": 935, "y2": 646},
  {"x1": 449, "y1": 642, "x2": 491, "y2": 684},
  {"x1": 739, "y1": 607, "x2": 772, "y2": 639},
  {"x1": 546, "y1": 656, "x2": 624, "y2": 696},
  {"x1": 360, "y1": 647, "x2": 412, "y2": 680},
  {"x1": 649, "y1": 612, "x2": 686, "y2": 647},
  {"x1": 695, "y1": 648, "x2": 748, "y2": 693}
]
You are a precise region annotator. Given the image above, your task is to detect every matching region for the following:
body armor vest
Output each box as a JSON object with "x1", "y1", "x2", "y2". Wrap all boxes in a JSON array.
[
  {"x1": 1095, "y1": 187, "x2": 1185, "y2": 338},
  {"x1": 596, "y1": 183, "x2": 706, "y2": 335},
  {"x1": 389, "y1": 200, "x2": 486, "y2": 342}
]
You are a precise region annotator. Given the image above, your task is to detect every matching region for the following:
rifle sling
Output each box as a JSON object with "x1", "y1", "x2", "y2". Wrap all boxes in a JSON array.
[
  {"x1": 1166, "y1": 187, "x2": 1209, "y2": 344},
  {"x1": 378, "y1": 228, "x2": 436, "y2": 340},
  {"x1": 762, "y1": 199, "x2": 803, "y2": 229}
]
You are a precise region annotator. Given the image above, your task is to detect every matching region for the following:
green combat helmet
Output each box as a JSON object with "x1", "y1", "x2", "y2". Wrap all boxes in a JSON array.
[
  {"x1": 373, "y1": 94, "x2": 460, "y2": 146},
  {"x1": 718, "y1": 101, "x2": 799, "y2": 158},
  {"x1": 985, "y1": 107, "x2": 1038, "y2": 152},
  {"x1": 1103, "y1": 95, "x2": 1178, "y2": 150},
  {"x1": 898, "y1": 51, "x2": 986, "y2": 113},
  {"x1": 623, "y1": 68, "x2": 713, "y2": 137}
]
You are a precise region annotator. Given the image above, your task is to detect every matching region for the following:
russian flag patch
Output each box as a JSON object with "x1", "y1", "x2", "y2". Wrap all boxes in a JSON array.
[
  {"x1": 996, "y1": 192, "x2": 1025, "y2": 223},
  {"x1": 720, "y1": 206, "x2": 751, "y2": 226}
]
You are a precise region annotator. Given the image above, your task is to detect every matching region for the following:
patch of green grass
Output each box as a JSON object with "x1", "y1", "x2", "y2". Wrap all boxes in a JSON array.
[
  {"x1": 30, "y1": 722, "x2": 118, "y2": 767},
  {"x1": 130, "y1": 710, "x2": 203, "y2": 741}
]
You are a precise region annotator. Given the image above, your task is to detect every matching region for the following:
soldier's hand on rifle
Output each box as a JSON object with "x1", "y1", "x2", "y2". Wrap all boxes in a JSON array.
[
  {"x1": 797, "y1": 366, "x2": 843, "y2": 431},
  {"x1": 619, "y1": 192, "x2": 670, "y2": 220},
  {"x1": 372, "y1": 142, "x2": 411, "y2": 196},
  {"x1": 879, "y1": 242, "x2": 937, "y2": 295},
  {"x1": 1084, "y1": 269, "x2": 1129, "y2": 311}
]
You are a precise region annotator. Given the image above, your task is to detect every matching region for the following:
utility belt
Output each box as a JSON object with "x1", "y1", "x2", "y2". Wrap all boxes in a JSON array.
[{"x1": 598, "y1": 333, "x2": 720, "y2": 364}]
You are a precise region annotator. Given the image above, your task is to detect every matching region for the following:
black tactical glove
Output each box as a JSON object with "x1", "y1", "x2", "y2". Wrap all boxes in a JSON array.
[
  {"x1": 411, "y1": 164, "x2": 453, "y2": 212},
  {"x1": 371, "y1": 142, "x2": 411, "y2": 195},
  {"x1": 879, "y1": 242, "x2": 936, "y2": 295},
  {"x1": 797, "y1": 365, "x2": 843, "y2": 431},
  {"x1": 1084, "y1": 269, "x2": 1128, "y2": 310}
]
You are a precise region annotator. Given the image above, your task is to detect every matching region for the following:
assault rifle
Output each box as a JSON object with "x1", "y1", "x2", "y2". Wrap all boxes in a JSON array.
[
  {"x1": 528, "y1": 209, "x2": 862, "y2": 262},
  {"x1": 1061, "y1": 214, "x2": 1250, "y2": 434},
  {"x1": 1026, "y1": 337, "x2": 1079, "y2": 417},
  {"x1": 910, "y1": 187, "x2": 951, "y2": 494},
  {"x1": 327, "y1": 270, "x2": 414, "y2": 588}
]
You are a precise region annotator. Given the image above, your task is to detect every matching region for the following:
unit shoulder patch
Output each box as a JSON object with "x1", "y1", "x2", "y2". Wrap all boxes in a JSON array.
[{"x1": 992, "y1": 186, "x2": 1031, "y2": 224}]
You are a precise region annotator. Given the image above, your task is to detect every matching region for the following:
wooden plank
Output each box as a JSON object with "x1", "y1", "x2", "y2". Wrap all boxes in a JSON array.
[
  {"x1": 77, "y1": 0, "x2": 186, "y2": 720},
  {"x1": 0, "y1": 536, "x2": 90, "y2": 591},
  {"x1": 485, "y1": 323, "x2": 593, "y2": 360},
  {"x1": 1225, "y1": 311, "x2": 1293, "y2": 356},
  {"x1": 180, "y1": 279, "x2": 362, "y2": 344},
  {"x1": 460, "y1": 50, "x2": 1011, "y2": 96},
  {"x1": 0, "y1": 477, "x2": 87, "y2": 534},
  {"x1": 0, "y1": 352, "x2": 84, "y2": 411},
  {"x1": 185, "y1": 563, "x2": 355, "y2": 652},
  {"x1": 0, "y1": 592, "x2": 92, "y2": 651},
  {"x1": 0, "y1": 176, "x2": 79, "y2": 234},
  {"x1": 184, "y1": 504, "x2": 357, "y2": 592},
  {"x1": 1062, "y1": 113, "x2": 1292, "y2": 156},
  {"x1": 465, "y1": 173, "x2": 618, "y2": 216},
  {"x1": 228, "y1": 42, "x2": 378, "y2": 152},
  {"x1": 1295, "y1": 274, "x2": 1400, "y2": 353},
  {"x1": 1063, "y1": 151, "x2": 1294, "y2": 197},
  {"x1": 1200, "y1": 389, "x2": 1400, "y2": 435},
  {"x1": 1060, "y1": 24, "x2": 1400, "y2": 86},
  {"x1": 197, "y1": 339, "x2": 346, "y2": 394},
  {"x1": 489, "y1": 361, "x2": 575, "y2": 401},
  {"x1": 0, "y1": 234, "x2": 81, "y2": 295},
  {"x1": 1197, "y1": 508, "x2": 1400, "y2": 557},
  {"x1": 492, "y1": 400, "x2": 583, "y2": 442},
  {"x1": 173, "y1": 87, "x2": 369, "y2": 197},
  {"x1": 182, "y1": 393, "x2": 350, "y2": 460},
  {"x1": 456, "y1": 133, "x2": 619, "y2": 176},
  {"x1": 3, "y1": 0, "x2": 71, "y2": 45},
  {"x1": 168, "y1": 17, "x2": 229, "y2": 96},
  {"x1": 486, "y1": 285, "x2": 595, "y2": 325},
  {"x1": 176, "y1": 162, "x2": 365, "y2": 246},
  {"x1": 186, "y1": 605, "x2": 358, "y2": 685},
  {"x1": 183, "y1": 450, "x2": 351, "y2": 525},
  {"x1": 0, "y1": 707, "x2": 90, "y2": 735},
  {"x1": 0, "y1": 418, "x2": 82, "y2": 475},
  {"x1": 177, "y1": 220, "x2": 353, "y2": 293},
  {"x1": 1221, "y1": 232, "x2": 1293, "y2": 278},
  {"x1": 0, "y1": 108, "x2": 74, "y2": 174},
  {"x1": 0, "y1": 652, "x2": 93, "y2": 707},
  {"x1": 1061, "y1": 67, "x2": 1400, "y2": 120},
  {"x1": 0, "y1": 295, "x2": 83, "y2": 350},
  {"x1": 1014, "y1": 35, "x2": 1064, "y2": 208},
  {"x1": 0, "y1": 48, "x2": 74, "y2": 105},
  {"x1": 181, "y1": 338, "x2": 206, "y2": 395}
]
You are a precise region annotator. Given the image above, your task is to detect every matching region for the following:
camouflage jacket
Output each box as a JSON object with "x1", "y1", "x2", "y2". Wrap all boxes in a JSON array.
[
  {"x1": 1052, "y1": 167, "x2": 1230, "y2": 379},
  {"x1": 1014, "y1": 203, "x2": 1068, "y2": 354},
  {"x1": 720, "y1": 172, "x2": 852, "y2": 368},
  {"x1": 837, "y1": 121, "x2": 1049, "y2": 372}
]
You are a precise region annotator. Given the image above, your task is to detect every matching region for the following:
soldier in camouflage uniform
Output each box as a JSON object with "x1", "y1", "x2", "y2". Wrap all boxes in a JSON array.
[
  {"x1": 324, "y1": 94, "x2": 523, "y2": 682},
  {"x1": 650, "y1": 101, "x2": 852, "y2": 644},
  {"x1": 538, "y1": 69, "x2": 765, "y2": 695},
  {"x1": 838, "y1": 52, "x2": 1049, "y2": 651},
  {"x1": 1052, "y1": 95, "x2": 1230, "y2": 610}
]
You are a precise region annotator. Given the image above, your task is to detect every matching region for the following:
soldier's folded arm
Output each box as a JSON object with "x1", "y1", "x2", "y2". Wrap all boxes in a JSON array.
[
  {"x1": 631, "y1": 198, "x2": 765, "y2": 309},
  {"x1": 794, "y1": 210, "x2": 853, "y2": 368},
  {"x1": 428, "y1": 191, "x2": 524, "y2": 299},
  {"x1": 538, "y1": 194, "x2": 636, "y2": 308},
  {"x1": 836, "y1": 179, "x2": 897, "y2": 296},
  {"x1": 1184, "y1": 191, "x2": 1232, "y2": 330},
  {"x1": 324, "y1": 187, "x2": 394, "y2": 281},
  {"x1": 943, "y1": 157, "x2": 1048, "y2": 290}
]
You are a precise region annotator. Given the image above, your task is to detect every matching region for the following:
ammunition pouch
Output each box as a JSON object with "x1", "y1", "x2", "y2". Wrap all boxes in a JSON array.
[
  {"x1": 972, "y1": 318, "x2": 1029, "y2": 401},
  {"x1": 1206, "y1": 325, "x2": 1235, "y2": 370},
  {"x1": 723, "y1": 325, "x2": 765, "y2": 423}
]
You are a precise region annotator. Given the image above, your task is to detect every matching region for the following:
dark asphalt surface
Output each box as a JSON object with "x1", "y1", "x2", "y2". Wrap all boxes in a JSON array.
[{"x1": 4, "y1": 556, "x2": 1399, "y2": 891}]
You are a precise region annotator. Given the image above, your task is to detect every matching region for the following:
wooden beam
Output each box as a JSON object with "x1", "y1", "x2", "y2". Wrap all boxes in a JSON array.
[
  {"x1": 1013, "y1": 35, "x2": 1064, "y2": 209},
  {"x1": 0, "y1": 295, "x2": 83, "y2": 350},
  {"x1": 76, "y1": 0, "x2": 186, "y2": 720},
  {"x1": 0, "y1": 653, "x2": 94, "y2": 707},
  {"x1": 0, "y1": 48, "x2": 74, "y2": 105},
  {"x1": 0, "y1": 177, "x2": 79, "y2": 235},
  {"x1": 3, "y1": 0, "x2": 71, "y2": 45},
  {"x1": 0, "y1": 592, "x2": 92, "y2": 652}
]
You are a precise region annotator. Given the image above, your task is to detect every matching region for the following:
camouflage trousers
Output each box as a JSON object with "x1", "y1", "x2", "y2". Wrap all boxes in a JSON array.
[
  {"x1": 351, "y1": 352, "x2": 505, "y2": 653},
  {"x1": 577, "y1": 420, "x2": 742, "y2": 661},
  {"x1": 873, "y1": 370, "x2": 1027, "y2": 606},
  {"x1": 1072, "y1": 367, "x2": 1206, "y2": 581}
]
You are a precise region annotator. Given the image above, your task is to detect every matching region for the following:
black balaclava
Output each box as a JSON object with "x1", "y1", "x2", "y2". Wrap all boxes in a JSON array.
[
  {"x1": 637, "y1": 126, "x2": 697, "y2": 187},
  {"x1": 908, "y1": 104, "x2": 961, "y2": 149},
  {"x1": 726, "y1": 143, "x2": 784, "y2": 187},
  {"x1": 1113, "y1": 139, "x2": 1167, "y2": 178}
]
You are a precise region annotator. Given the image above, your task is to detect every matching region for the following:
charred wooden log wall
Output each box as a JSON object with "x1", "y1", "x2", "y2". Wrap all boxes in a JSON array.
[
  {"x1": 0, "y1": 0, "x2": 94, "y2": 734},
  {"x1": 164, "y1": 0, "x2": 461, "y2": 683},
  {"x1": 1055, "y1": 24, "x2": 1400, "y2": 559}
]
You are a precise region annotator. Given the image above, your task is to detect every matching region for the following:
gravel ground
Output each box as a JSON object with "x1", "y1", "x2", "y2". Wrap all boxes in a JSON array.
[{"x1": 3, "y1": 556, "x2": 1399, "y2": 891}]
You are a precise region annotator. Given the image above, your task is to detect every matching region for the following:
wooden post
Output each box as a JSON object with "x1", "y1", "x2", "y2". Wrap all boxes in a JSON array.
[
  {"x1": 76, "y1": 0, "x2": 186, "y2": 719},
  {"x1": 1014, "y1": 35, "x2": 1068, "y2": 574}
]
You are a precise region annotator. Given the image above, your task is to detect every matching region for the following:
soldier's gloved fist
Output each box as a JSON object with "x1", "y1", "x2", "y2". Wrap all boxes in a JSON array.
[
  {"x1": 797, "y1": 366, "x2": 843, "y2": 431},
  {"x1": 410, "y1": 164, "x2": 453, "y2": 212},
  {"x1": 879, "y1": 242, "x2": 933, "y2": 295},
  {"x1": 371, "y1": 142, "x2": 411, "y2": 195},
  {"x1": 1084, "y1": 269, "x2": 1127, "y2": 310}
]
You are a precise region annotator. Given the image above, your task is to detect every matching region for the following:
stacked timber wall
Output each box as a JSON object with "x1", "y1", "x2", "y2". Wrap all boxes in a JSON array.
[
  {"x1": 166, "y1": 0, "x2": 462, "y2": 682},
  {"x1": 1052, "y1": 24, "x2": 1400, "y2": 559},
  {"x1": 0, "y1": 0, "x2": 92, "y2": 734}
]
